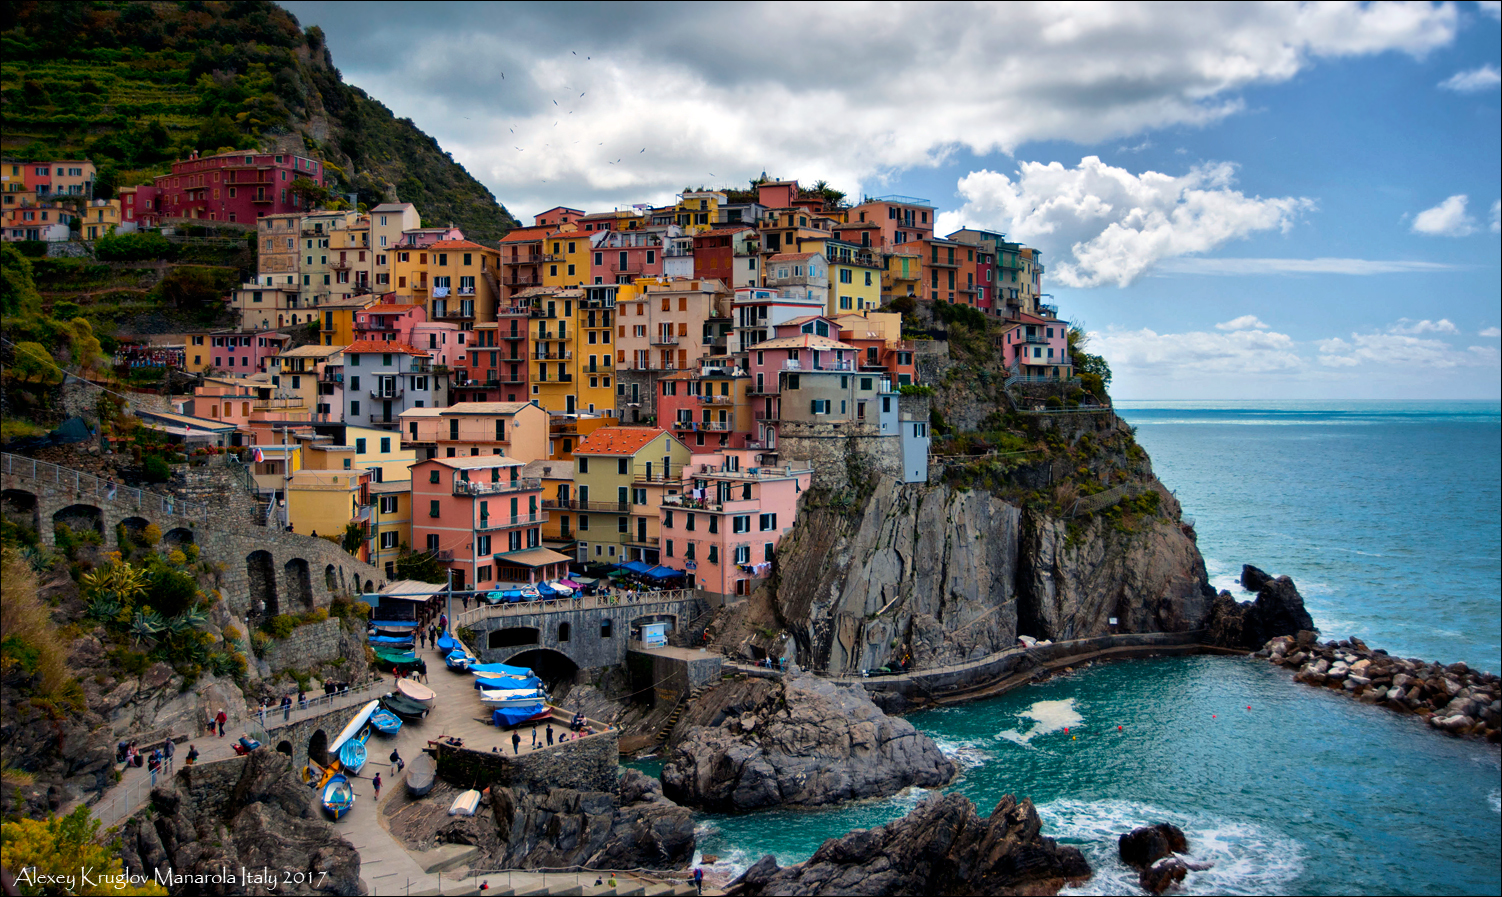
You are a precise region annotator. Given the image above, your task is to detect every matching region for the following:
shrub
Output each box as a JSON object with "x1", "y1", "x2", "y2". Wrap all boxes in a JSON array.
[
  {"x1": 167, "y1": 549, "x2": 187, "y2": 566},
  {"x1": 94, "y1": 231, "x2": 176, "y2": 262},
  {"x1": 250, "y1": 631, "x2": 270, "y2": 658},
  {"x1": 263, "y1": 614, "x2": 296, "y2": 639},
  {"x1": 141, "y1": 523, "x2": 162, "y2": 546},
  {"x1": 142, "y1": 456, "x2": 171, "y2": 483}
]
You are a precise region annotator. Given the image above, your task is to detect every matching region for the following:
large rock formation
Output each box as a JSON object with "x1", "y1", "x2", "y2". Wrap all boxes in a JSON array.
[
  {"x1": 660, "y1": 670, "x2": 955, "y2": 812},
  {"x1": 769, "y1": 473, "x2": 1212, "y2": 675},
  {"x1": 727, "y1": 792, "x2": 1089, "y2": 896},
  {"x1": 119, "y1": 749, "x2": 364, "y2": 896},
  {"x1": 386, "y1": 769, "x2": 695, "y2": 871},
  {"x1": 1206, "y1": 565, "x2": 1317, "y2": 650}
]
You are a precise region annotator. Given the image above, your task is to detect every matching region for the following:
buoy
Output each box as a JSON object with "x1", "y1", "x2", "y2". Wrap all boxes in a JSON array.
[
  {"x1": 1212, "y1": 714, "x2": 1217, "y2": 719},
  {"x1": 1118, "y1": 725, "x2": 1122, "y2": 731},
  {"x1": 1247, "y1": 705, "x2": 1252, "y2": 710}
]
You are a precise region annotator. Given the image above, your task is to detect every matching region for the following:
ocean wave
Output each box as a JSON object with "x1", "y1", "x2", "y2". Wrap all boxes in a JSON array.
[
  {"x1": 997, "y1": 698, "x2": 1084, "y2": 748},
  {"x1": 1041, "y1": 798, "x2": 1304, "y2": 896},
  {"x1": 1489, "y1": 789, "x2": 1500, "y2": 815},
  {"x1": 932, "y1": 735, "x2": 992, "y2": 769}
]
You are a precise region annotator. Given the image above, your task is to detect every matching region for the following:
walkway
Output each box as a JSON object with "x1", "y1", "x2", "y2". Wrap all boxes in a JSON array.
[{"x1": 453, "y1": 588, "x2": 696, "y2": 628}]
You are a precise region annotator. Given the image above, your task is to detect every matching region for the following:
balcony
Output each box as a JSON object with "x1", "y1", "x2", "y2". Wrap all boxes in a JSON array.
[
  {"x1": 369, "y1": 387, "x2": 404, "y2": 399},
  {"x1": 534, "y1": 373, "x2": 573, "y2": 384},
  {"x1": 534, "y1": 350, "x2": 573, "y2": 360},
  {"x1": 357, "y1": 320, "x2": 397, "y2": 331},
  {"x1": 695, "y1": 394, "x2": 734, "y2": 405},
  {"x1": 782, "y1": 359, "x2": 852, "y2": 372},
  {"x1": 496, "y1": 306, "x2": 531, "y2": 316},
  {"x1": 504, "y1": 253, "x2": 543, "y2": 265},
  {"x1": 433, "y1": 549, "x2": 454, "y2": 562},
  {"x1": 625, "y1": 535, "x2": 661, "y2": 547},
  {"x1": 453, "y1": 477, "x2": 543, "y2": 497},
  {"x1": 500, "y1": 374, "x2": 528, "y2": 384},
  {"x1": 531, "y1": 307, "x2": 560, "y2": 319},
  {"x1": 475, "y1": 511, "x2": 549, "y2": 532},
  {"x1": 663, "y1": 247, "x2": 692, "y2": 258},
  {"x1": 672, "y1": 420, "x2": 733, "y2": 431},
  {"x1": 1022, "y1": 333, "x2": 1049, "y2": 344},
  {"x1": 409, "y1": 361, "x2": 432, "y2": 373},
  {"x1": 330, "y1": 259, "x2": 351, "y2": 271},
  {"x1": 502, "y1": 275, "x2": 540, "y2": 287},
  {"x1": 542, "y1": 499, "x2": 632, "y2": 513}
]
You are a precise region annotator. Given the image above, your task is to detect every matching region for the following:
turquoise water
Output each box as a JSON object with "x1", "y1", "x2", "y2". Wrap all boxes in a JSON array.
[{"x1": 649, "y1": 402, "x2": 1502, "y2": 894}]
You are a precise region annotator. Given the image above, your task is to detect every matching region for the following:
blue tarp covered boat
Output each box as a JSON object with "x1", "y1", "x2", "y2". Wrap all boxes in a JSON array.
[
  {"x1": 338, "y1": 729, "x2": 369, "y2": 774},
  {"x1": 436, "y1": 630, "x2": 462, "y2": 653},
  {"x1": 445, "y1": 649, "x2": 477, "y2": 671},
  {"x1": 481, "y1": 587, "x2": 539, "y2": 604},
  {"x1": 321, "y1": 773, "x2": 355, "y2": 819},
  {"x1": 469, "y1": 662, "x2": 535, "y2": 677},
  {"x1": 369, "y1": 708, "x2": 402, "y2": 735},
  {"x1": 491, "y1": 702, "x2": 548, "y2": 727},
  {"x1": 370, "y1": 634, "x2": 415, "y2": 646},
  {"x1": 473, "y1": 674, "x2": 543, "y2": 691},
  {"x1": 369, "y1": 620, "x2": 418, "y2": 629}
]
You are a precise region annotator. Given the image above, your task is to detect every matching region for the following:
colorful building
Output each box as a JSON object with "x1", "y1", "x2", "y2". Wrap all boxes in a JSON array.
[
  {"x1": 182, "y1": 330, "x2": 291, "y2": 376},
  {"x1": 998, "y1": 314, "x2": 1072, "y2": 380},
  {"x1": 341, "y1": 340, "x2": 444, "y2": 430},
  {"x1": 80, "y1": 199, "x2": 121, "y2": 240},
  {"x1": 656, "y1": 366, "x2": 757, "y2": 453},
  {"x1": 268, "y1": 344, "x2": 345, "y2": 422},
  {"x1": 149, "y1": 149, "x2": 324, "y2": 224},
  {"x1": 459, "y1": 313, "x2": 530, "y2": 403},
  {"x1": 845, "y1": 195, "x2": 935, "y2": 249},
  {"x1": 398, "y1": 401, "x2": 550, "y2": 464},
  {"x1": 565, "y1": 427, "x2": 691, "y2": 566}
]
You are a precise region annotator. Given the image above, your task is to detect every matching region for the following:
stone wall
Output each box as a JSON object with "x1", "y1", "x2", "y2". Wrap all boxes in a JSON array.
[
  {"x1": 776, "y1": 420, "x2": 902, "y2": 491},
  {"x1": 465, "y1": 596, "x2": 708, "y2": 672},
  {"x1": 259, "y1": 617, "x2": 367, "y2": 676},
  {"x1": 169, "y1": 459, "x2": 266, "y2": 526},
  {"x1": 615, "y1": 370, "x2": 660, "y2": 423},
  {"x1": 634, "y1": 649, "x2": 723, "y2": 697},
  {"x1": 251, "y1": 698, "x2": 380, "y2": 770},
  {"x1": 434, "y1": 728, "x2": 618, "y2": 794}
]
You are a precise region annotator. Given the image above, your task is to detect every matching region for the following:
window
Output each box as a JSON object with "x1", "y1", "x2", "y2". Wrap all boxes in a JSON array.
[
  {"x1": 735, "y1": 545, "x2": 750, "y2": 565},
  {"x1": 685, "y1": 513, "x2": 695, "y2": 532},
  {"x1": 380, "y1": 437, "x2": 391, "y2": 453},
  {"x1": 476, "y1": 535, "x2": 491, "y2": 555},
  {"x1": 600, "y1": 619, "x2": 613, "y2": 638},
  {"x1": 429, "y1": 469, "x2": 440, "y2": 483},
  {"x1": 380, "y1": 531, "x2": 398, "y2": 549},
  {"x1": 350, "y1": 401, "x2": 360, "y2": 416},
  {"x1": 578, "y1": 457, "x2": 589, "y2": 474},
  {"x1": 759, "y1": 512, "x2": 778, "y2": 531},
  {"x1": 733, "y1": 515, "x2": 750, "y2": 533},
  {"x1": 708, "y1": 515, "x2": 718, "y2": 534},
  {"x1": 665, "y1": 539, "x2": 674, "y2": 557},
  {"x1": 380, "y1": 496, "x2": 399, "y2": 514},
  {"x1": 579, "y1": 514, "x2": 590, "y2": 531},
  {"x1": 429, "y1": 500, "x2": 440, "y2": 517},
  {"x1": 617, "y1": 457, "x2": 629, "y2": 475},
  {"x1": 707, "y1": 545, "x2": 719, "y2": 564},
  {"x1": 356, "y1": 438, "x2": 367, "y2": 454},
  {"x1": 617, "y1": 515, "x2": 628, "y2": 533}
]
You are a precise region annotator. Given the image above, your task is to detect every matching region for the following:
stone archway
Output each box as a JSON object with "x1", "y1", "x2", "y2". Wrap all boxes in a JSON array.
[
  {"x1": 276, "y1": 740, "x2": 293, "y2": 759},
  {"x1": 307, "y1": 729, "x2": 329, "y2": 767},
  {"x1": 248, "y1": 550, "x2": 279, "y2": 618},
  {"x1": 363, "y1": 579, "x2": 373, "y2": 594},
  {"x1": 163, "y1": 527, "x2": 195, "y2": 548},
  {"x1": 284, "y1": 557, "x2": 313, "y2": 610},
  {"x1": 488, "y1": 627, "x2": 540, "y2": 650},
  {"x1": 118, "y1": 515, "x2": 150, "y2": 547},
  {"x1": 325, "y1": 565, "x2": 337, "y2": 592},
  {"x1": 557, "y1": 622, "x2": 571, "y2": 643},
  {"x1": 504, "y1": 648, "x2": 579, "y2": 689},
  {"x1": 1, "y1": 489, "x2": 39, "y2": 537},
  {"x1": 53, "y1": 503, "x2": 103, "y2": 540}
]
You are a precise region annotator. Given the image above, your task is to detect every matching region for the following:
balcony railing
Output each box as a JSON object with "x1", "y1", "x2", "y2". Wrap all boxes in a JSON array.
[
  {"x1": 453, "y1": 477, "x2": 543, "y2": 496},
  {"x1": 475, "y1": 511, "x2": 549, "y2": 532},
  {"x1": 502, "y1": 275, "x2": 540, "y2": 287},
  {"x1": 534, "y1": 373, "x2": 573, "y2": 384},
  {"x1": 782, "y1": 360, "x2": 852, "y2": 372},
  {"x1": 369, "y1": 387, "x2": 403, "y2": 399},
  {"x1": 534, "y1": 350, "x2": 573, "y2": 360},
  {"x1": 651, "y1": 335, "x2": 680, "y2": 346},
  {"x1": 616, "y1": 360, "x2": 680, "y2": 372},
  {"x1": 496, "y1": 306, "x2": 532, "y2": 316},
  {"x1": 542, "y1": 499, "x2": 632, "y2": 513},
  {"x1": 531, "y1": 307, "x2": 560, "y2": 319},
  {"x1": 504, "y1": 253, "x2": 543, "y2": 265}
]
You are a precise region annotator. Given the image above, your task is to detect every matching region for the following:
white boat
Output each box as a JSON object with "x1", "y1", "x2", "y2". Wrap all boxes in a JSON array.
[
  {"x1": 395, "y1": 679, "x2": 436, "y2": 706},
  {"x1": 449, "y1": 789, "x2": 481, "y2": 816},
  {"x1": 478, "y1": 687, "x2": 546, "y2": 705},
  {"x1": 329, "y1": 700, "x2": 380, "y2": 755}
]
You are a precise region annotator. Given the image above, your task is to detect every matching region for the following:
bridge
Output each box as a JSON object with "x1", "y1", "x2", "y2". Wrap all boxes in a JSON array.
[
  {"x1": 1, "y1": 453, "x2": 383, "y2": 621},
  {"x1": 453, "y1": 588, "x2": 708, "y2": 678}
]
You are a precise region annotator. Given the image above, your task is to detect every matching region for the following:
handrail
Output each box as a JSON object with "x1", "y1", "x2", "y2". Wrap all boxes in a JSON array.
[
  {"x1": 454, "y1": 588, "x2": 695, "y2": 627},
  {"x1": 2, "y1": 453, "x2": 211, "y2": 523}
]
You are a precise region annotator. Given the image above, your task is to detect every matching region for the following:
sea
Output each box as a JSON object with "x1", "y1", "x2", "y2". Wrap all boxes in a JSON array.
[{"x1": 647, "y1": 401, "x2": 1502, "y2": 895}]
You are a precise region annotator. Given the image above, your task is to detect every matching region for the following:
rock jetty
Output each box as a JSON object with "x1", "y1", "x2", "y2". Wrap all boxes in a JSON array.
[
  {"x1": 661, "y1": 667, "x2": 956, "y2": 812},
  {"x1": 1258, "y1": 632, "x2": 1501, "y2": 743},
  {"x1": 118, "y1": 749, "x2": 365, "y2": 896},
  {"x1": 726, "y1": 792, "x2": 1089, "y2": 896}
]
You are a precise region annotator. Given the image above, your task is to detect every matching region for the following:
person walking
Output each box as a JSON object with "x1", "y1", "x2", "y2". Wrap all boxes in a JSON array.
[
  {"x1": 148, "y1": 749, "x2": 161, "y2": 786},
  {"x1": 693, "y1": 867, "x2": 704, "y2": 896},
  {"x1": 298, "y1": 690, "x2": 307, "y2": 710},
  {"x1": 372, "y1": 773, "x2": 382, "y2": 800},
  {"x1": 281, "y1": 694, "x2": 292, "y2": 722},
  {"x1": 530, "y1": 725, "x2": 538, "y2": 747},
  {"x1": 390, "y1": 749, "x2": 403, "y2": 773},
  {"x1": 545, "y1": 724, "x2": 554, "y2": 746},
  {"x1": 186, "y1": 744, "x2": 199, "y2": 767},
  {"x1": 216, "y1": 709, "x2": 228, "y2": 738},
  {"x1": 511, "y1": 731, "x2": 521, "y2": 755},
  {"x1": 419, "y1": 628, "x2": 426, "y2": 649},
  {"x1": 257, "y1": 699, "x2": 266, "y2": 725},
  {"x1": 163, "y1": 737, "x2": 175, "y2": 774}
]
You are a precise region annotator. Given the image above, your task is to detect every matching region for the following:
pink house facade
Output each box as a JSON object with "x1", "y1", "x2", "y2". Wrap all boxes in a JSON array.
[
  {"x1": 194, "y1": 330, "x2": 291, "y2": 375},
  {"x1": 999, "y1": 313, "x2": 1072, "y2": 379},
  {"x1": 658, "y1": 449, "x2": 812, "y2": 600}
]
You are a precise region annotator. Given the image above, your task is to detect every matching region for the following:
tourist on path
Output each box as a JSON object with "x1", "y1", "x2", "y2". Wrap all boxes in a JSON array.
[
  {"x1": 163, "y1": 737, "x2": 175, "y2": 773},
  {"x1": 216, "y1": 709, "x2": 228, "y2": 737},
  {"x1": 257, "y1": 700, "x2": 266, "y2": 725},
  {"x1": 530, "y1": 725, "x2": 537, "y2": 747},
  {"x1": 186, "y1": 745, "x2": 198, "y2": 766},
  {"x1": 372, "y1": 773, "x2": 381, "y2": 800},
  {"x1": 390, "y1": 749, "x2": 403, "y2": 773},
  {"x1": 511, "y1": 732, "x2": 521, "y2": 755},
  {"x1": 694, "y1": 867, "x2": 704, "y2": 896},
  {"x1": 298, "y1": 690, "x2": 307, "y2": 710},
  {"x1": 419, "y1": 629, "x2": 426, "y2": 648},
  {"x1": 281, "y1": 694, "x2": 292, "y2": 721},
  {"x1": 545, "y1": 724, "x2": 554, "y2": 746}
]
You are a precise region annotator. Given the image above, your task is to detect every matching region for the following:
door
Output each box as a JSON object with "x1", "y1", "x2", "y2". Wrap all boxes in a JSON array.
[
  {"x1": 382, "y1": 400, "x2": 392, "y2": 423},
  {"x1": 566, "y1": 394, "x2": 576, "y2": 414},
  {"x1": 637, "y1": 517, "x2": 647, "y2": 543}
]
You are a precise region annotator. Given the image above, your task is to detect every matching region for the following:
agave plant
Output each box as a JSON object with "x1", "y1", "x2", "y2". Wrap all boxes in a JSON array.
[
  {"x1": 129, "y1": 608, "x2": 165, "y2": 647},
  {"x1": 19, "y1": 545, "x2": 54, "y2": 573},
  {"x1": 82, "y1": 561, "x2": 148, "y2": 607},
  {"x1": 86, "y1": 595, "x2": 122, "y2": 623},
  {"x1": 163, "y1": 605, "x2": 209, "y2": 636}
]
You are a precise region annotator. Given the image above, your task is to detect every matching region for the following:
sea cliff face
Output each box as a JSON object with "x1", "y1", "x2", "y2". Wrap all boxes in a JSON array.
[{"x1": 768, "y1": 472, "x2": 1212, "y2": 676}]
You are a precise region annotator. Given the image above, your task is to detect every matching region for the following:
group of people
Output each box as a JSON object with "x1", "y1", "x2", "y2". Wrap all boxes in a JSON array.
[{"x1": 118, "y1": 738, "x2": 178, "y2": 784}]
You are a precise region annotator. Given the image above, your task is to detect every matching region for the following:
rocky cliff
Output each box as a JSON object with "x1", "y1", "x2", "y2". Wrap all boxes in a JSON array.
[
  {"x1": 764, "y1": 419, "x2": 1212, "y2": 675},
  {"x1": 727, "y1": 792, "x2": 1089, "y2": 896},
  {"x1": 660, "y1": 670, "x2": 955, "y2": 812},
  {"x1": 119, "y1": 749, "x2": 364, "y2": 896}
]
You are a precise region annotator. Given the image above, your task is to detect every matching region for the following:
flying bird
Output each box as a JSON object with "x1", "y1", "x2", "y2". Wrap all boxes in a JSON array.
[
  {"x1": 515, "y1": 147, "x2": 523, "y2": 151},
  {"x1": 553, "y1": 100, "x2": 559, "y2": 106},
  {"x1": 572, "y1": 51, "x2": 577, "y2": 55},
  {"x1": 500, "y1": 72, "x2": 505, "y2": 79},
  {"x1": 580, "y1": 92, "x2": 586, "y2": 97},
  {"x1": 640, "y1": 148, "x2": 645, "y2": 153}
]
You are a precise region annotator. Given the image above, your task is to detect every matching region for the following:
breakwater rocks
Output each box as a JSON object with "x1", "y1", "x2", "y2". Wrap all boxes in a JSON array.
[
  {"x1": 726, "y1": 792, "x2": 1089, "y2": 896},
  {"x1": 1259, "y1": 633, "x2": 1501, "y2": 743},
  {"x1": 119, "y1": 749, "x2": 364, "y2": 896},
  {"x1": 1206, "y1": 564, "x2": 1317, "y2": 651},
  {"x1": 661, "y1": 668, "x2": 956, "y2": 812}
]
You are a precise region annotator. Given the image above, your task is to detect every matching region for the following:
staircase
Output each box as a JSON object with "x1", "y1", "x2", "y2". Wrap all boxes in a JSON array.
[
  {"x1": 668, "y1": 603, "x2": 717, "y2": 648},
  {"x1": 652, "y1": 686, "x2": 707, "y2": 747}
]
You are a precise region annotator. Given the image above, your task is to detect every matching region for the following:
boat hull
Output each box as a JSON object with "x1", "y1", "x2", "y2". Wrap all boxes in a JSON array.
[
  {"x1": 490, "y1": 702, "x2": 548, "y2": 727},
  {"x1": 321, "y1": 774, "x2": 355, "y2": 819},
  {"x1": 406, "y1": 753, "x2": 436, "y2": 797},
  {"x1": 369, "y1": 709, "x2": 402, "y2": 735}
]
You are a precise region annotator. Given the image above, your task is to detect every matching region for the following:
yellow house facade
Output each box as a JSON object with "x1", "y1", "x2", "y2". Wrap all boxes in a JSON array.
[
  {"x1": 369, "y1": 482, "x2": 411, "y2": 579},
  {"x1": 81, "y1": 200, "x2": 120, "y2": 240},
  {"x1": 542, "y1": 226, "x2": 592, "y2": 289},
  {"x1": 569, "y1": 427, "x2": 690, "y2": 566}
]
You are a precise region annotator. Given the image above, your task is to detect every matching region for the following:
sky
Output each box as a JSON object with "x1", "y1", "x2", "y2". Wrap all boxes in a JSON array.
[{"x1": 283, "y1": 1, "x2": 1502, "y2": 400}]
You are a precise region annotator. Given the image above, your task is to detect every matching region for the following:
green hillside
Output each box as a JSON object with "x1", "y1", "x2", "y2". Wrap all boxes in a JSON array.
[{"x1": 0, "y1": 0, "x2": 517, "y2": 241}]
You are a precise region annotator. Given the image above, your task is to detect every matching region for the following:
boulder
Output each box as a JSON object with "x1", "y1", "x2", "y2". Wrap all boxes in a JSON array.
[
  {"x1": 1208, "y1": 566, "x2": 1317, "y2": 650},
  {"x1": 661, "y1": 671, "x2": 956, "y2": 812},
  {"x1": 726, "y1": 792, "x2": 1089, "y2": 896},
  {"x1": 1140, "y1": 857, "x2": 1189, "y2": 895},
  {"x1": 1118, "y1": 823, "x2": 1187, "y2": 870}
]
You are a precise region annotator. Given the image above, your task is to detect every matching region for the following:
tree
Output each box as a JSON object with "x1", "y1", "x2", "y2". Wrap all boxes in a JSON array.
[
  {"x1": 9, "y1": 342, "x2": 61, "y2": 384},
  {"x1": 70, "y1": 318, "x2": 102, "y2": 371},
  {"x1": 1, "y1": 243, "x2": 43, "y2": 317},
  {"x1": 341, "y1": 522, "x2": 364, "y2": 555},
  {"x1": 290, "y1": 176, "x2": 331, "y2": 209},
  {"x1": 156, "y1": 267, "x2": 224, "y2": 317},
  {"x1": 0, "y1": 806, "x2": 167, "y2": 896},
  {"x1": 1068, "y1": 326, "x2": 1112, "y2": 396},
  {"x1": 394, "y1": 544, "x2": 447, "y2": 584}
]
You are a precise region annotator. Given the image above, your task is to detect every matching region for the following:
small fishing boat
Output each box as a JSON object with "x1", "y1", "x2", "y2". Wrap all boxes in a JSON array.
[
  {"x1": 337, "y1": 728, "x2": 370, "y2": 774},
  {"x1": 472, "y1": 673, "x2": 543, "y2": 691},
  {"x1": 405, "y1": 752, "x2": 436, "y2": 798},
  {"x1": 491, "y1": 702, "x2": 549, "y2": 728},
  {"x1": 321, "y1": 773, "x2": 355, "y2": 819},
  {"x1": 478, "y1": 687, "x2": 547, "y2": 705},
  {"x1": 435, "y1": 630, "x2": 463, "y2": 653},
  {"x1": 395, "y1": 679, "x2": 436, "y2": 706},
  {"x1": 369, "y1": 619, "x2": 418, "y2": 631},
  {"x1": 329, "y1": 701, "x2": 380, "y2": 756},
  {"x1": 449, "y1": 788, "x2": 481, "y2": 816},
  {"x1": 469, "y1": 662, "x2": 536, "y2": 677},
  {"x1": 369, "y1": 634, "x2": 415, "y2": 647},
  {"x1": 481, "y1": 587, "x2": 540, "y2": 605},
  {"x1": 380, "y1": 692, "x2": 430, "y2": 720},
  {"x1": 445, "y1": 648, "x2": 477, "y2": 672},
  {"x1": 369, "y1": 708, "x2": 402, "y2": 736},
  {"x1": 373, "y1": 647, "x2": 418, "y2": 665}
]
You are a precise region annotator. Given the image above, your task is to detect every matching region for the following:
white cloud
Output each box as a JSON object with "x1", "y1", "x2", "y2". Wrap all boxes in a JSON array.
[
  {"x1": 1216, "y1": 315, "x2": 1269, "y2": 331},
  {"x1": 937, "y1": 157, "x2": 1312, "y2": 287},
  {"x1": 1092, "y1": 325, "x2": 1305, "y2": 376},
  {"x1": 1158, "y1": 256, "x2": 1455, "y2": 275},
  {"x1": 1318, "y1": 330, "x2": 1499, "y2": 368},
  {"x1": 292, "y1": 2, "x2": 1459, "y2": 216},
  {"x1": 1480, "y1": 327, "x2": 1502, "y2": 337},
  {"x1": 1411, "y1": 194, "x2": 1478, "y2": 236},
  {"x1": 1479, "y1": 2, "x2": 1501, "y2": 21},
  {"x1": 1388, "y1": 318, "x2": 1459, "y2": 335},
  {"x1": 1439, "y1": 64, "x2": 1502, "y2": 92}
]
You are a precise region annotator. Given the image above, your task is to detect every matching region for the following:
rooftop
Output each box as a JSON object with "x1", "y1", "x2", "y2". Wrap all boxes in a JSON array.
[
  {"x1": 423, "y1": 455, "x2": 526, "y2": 470},
  {"x1": 574, "y1": 427, "x2": 669, "y2": 456},
  {"x1": 523, "y1": 459, "x2": 575, "y2": 479},
  {"x1": 342, "y1": 339, "x2": 430, "y2": 356},
  {"x1": 869, "y1": 194, "x2": 933, "y2": 206},
  {"x1": 748, "y1": 334, "x2": 856, "y2": 352},
  {"x1": 278, "y1": 344, "x2": 347, "y2": 358},
  {"x1": 439, "y1": 402, "x2": 535, "y2": 416}
]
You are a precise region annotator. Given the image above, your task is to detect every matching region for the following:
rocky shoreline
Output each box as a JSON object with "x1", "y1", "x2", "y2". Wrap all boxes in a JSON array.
[{"x1": 1258, "y1": 632, "x2": 1501, "y2": 743}]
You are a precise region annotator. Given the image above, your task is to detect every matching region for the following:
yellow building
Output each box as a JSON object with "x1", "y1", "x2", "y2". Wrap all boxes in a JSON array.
[
  {"x1": 318, "y1": 294, "x2": 379, "y2": 347},
  {"x1": 285, "y1": 468, "x2": 370, "y2": 554},
  {"x1": 569, "y1": 426, "x2": 690, "y2": 566},
  {"x1": 523, "y1": 458, "x2": 576, "y2": 545},
  {"x1": 81, "y1": 199, "x2": 120, "y2": 240},
  {"x1": 542, "y1": 225, "x2": 592, "y2": 289},
  {"x1": 882, "y1": 251, "x2": 922, "y2": 304},
  {"x1": 674, "y1": 191, "x2": 725, "y2": 235},
  {"x1": 269, "y1": 344, "x2": 345, "y2": 422},
  {"x1": 369, "y1": 481, "x2": 411, "y2": 579},
  {"x1": 523, "y1": 286, "x2": 583, "y2": 414},
  {"x1": 806, "y1": 237, "x2": 882, "y2": 313},
  {"x1": 575, "y1": 286, "x2": 617, "y2": 415}
]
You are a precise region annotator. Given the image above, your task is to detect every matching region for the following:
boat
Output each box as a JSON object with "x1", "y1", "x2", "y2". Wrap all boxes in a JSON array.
[
  {"x1": 469, "y1": 662, "x2": 536, "y2": 677},
  {"x1": 369, "y1": 634, "x2": 415, "y2": 646},
  {"x1": 369, "y1": 619, "x2": 419, "y2": 631},
  {"x1": 481, "y1": 586, "x2": 540, "y2": 605},
  {"x1": 491, "y1": 702, "x2": 549, "y2": 727},
  {"x1": 337, "y1": 729, "x2": 370, "y2": 774},
  {"x1": 478, "y1": 687, "x2": 547, "y2": 705},
  {"x1": 369, "y1": 708, "x2": 402, "y2": 736},
  {"x1": 373, "y1": 647, "x2": 418, "y2": 665},
  {"x1": 321, "y1": 773, "x2": 355, "y2": 819},
  {"x1": 405, "y1": 753, "x2": 436, "y2": 798},
  {"x1": 395, "y1": 679, "x2": 436, "y2": 706},
  {"x1": 328, "y1": 701, "x2": 380, "y2": 756},
  {"x1": 445, "y1": 649, "x2": 477, "y2": 672},
  {"x1": 449, "y1": 788, "x2": 481, "y2": 816},
  {"x1": 380, "y1": 692, "x2": 430, "y2": 720},
  {"x1": 435, "y1": 630, "x2": 463, "y2": 653},
  {"x1": 472, "y1": 673, "x2": 543, "y2": 691}
]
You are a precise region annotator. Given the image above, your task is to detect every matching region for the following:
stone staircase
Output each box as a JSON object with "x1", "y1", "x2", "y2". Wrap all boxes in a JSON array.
[{"x1": 652, "y1": 686, "x2": 707, "y2": 747}]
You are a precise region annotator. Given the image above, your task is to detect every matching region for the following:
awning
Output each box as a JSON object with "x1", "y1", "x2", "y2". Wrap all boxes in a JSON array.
[
  {"x1": 619, "y1": 561, "x2": 653, "y2": 575},
  {"x1": 494, "y1": 547, "x2": 573, "y2": 568},
  {"x1": 642, "y1": 565, "x2": 686, "y2": 581},
  {"x1": 376, "y1": 580, "x2": 446, "y2": 602}
]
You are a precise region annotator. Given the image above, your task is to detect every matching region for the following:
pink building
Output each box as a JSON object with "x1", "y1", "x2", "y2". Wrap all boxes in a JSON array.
[
  {"x1": 409, "y1": 456, "x2": 569, "y2": 593},
  {"x1": 410, "y1": 321, "x2": 466, "y2": 369},
  {"x1": 998, "y1": 313, "x2": 1072, "y2": 379},
  {"x1": 148, "y1": 149, "x2": 324, "y2": 224},
  {"x1": 658, "y1": 449, "x2": 812, "y2": 600},
  {"x1": 353, "y1": 303, "x2": 427, "y2": 344},
  {"x1": 189, "y1": 330, "x2": 291, "y2": 376},
  {"x1": 589, "y1": 228, "x2": 671, "y2": 285}
]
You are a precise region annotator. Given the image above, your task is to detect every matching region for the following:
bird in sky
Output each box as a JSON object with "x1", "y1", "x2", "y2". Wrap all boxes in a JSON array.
[
  {"x1": 580, "y1": 92, "x2": 586, "y2": 97},
  {"x1": 572, "y1": 51, "x2": 577, "y2": 55},
  {"x1": 640, "y1": 148, "x2": 646, "y2": 153},
  {"x1": 553, "y1": 100, "x2": 559, "y2": 106},
  {"x1": 516, "y1": 147, "x2": 523, "y2": 151},
  {"x1": 501, "y1": 72, "x2": 505, "y2": 79}
]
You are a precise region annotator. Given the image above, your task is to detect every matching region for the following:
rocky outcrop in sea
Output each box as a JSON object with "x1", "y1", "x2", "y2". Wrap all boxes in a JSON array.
[
  {"x1": 660, "y1": 668, "x2": 956, "y2": 812},
  {"x1": 726, "y1": 792, "x2": 1090, "y2": 896},
  {"x1": 119, "y1": 749, "x2": 364, "y2": 896},
  {"x1": 1259, "y1": 633, "x2": 1501, "y2": 742},
  {"x1": 1206, "y1": 565, "x2": 1318, "y2": 650}
]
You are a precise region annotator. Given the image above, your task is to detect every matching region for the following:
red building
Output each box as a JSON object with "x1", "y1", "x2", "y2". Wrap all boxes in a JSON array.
[
  {"x1": 692, "y1": 226, "x2": 754, "y2": 285},
  {"x1": 460, "y1": 312, "x2": 532, "y2": 403},
  {"x1": 145, "y1": 150, "x2": 325, "y2": 224}
]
